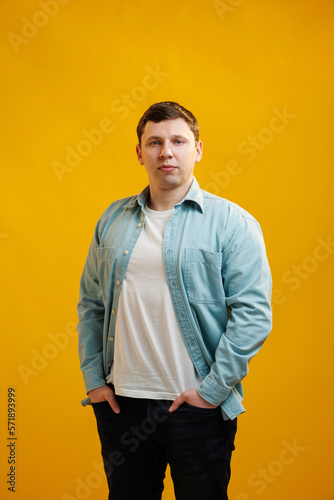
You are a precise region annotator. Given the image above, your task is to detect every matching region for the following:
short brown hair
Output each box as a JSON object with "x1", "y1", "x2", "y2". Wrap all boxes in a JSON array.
[{"x1": 137, "y1": 101, "x2": 199, "y2": 145}]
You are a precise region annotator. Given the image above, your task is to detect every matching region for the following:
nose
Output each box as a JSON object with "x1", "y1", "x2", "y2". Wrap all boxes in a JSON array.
[{"x1": 159, "y1": 143, "x2": 173, "y2": 159}]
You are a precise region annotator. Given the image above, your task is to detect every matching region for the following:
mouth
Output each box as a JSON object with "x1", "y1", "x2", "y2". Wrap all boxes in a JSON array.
[{"x1": 159, "y1": 165, "x2": 177, "y2": 172}]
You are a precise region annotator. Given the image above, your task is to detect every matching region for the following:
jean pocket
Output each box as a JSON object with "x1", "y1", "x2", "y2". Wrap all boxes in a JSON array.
[
  {"x1": 92, "y1": 400, "x2": 111, "y2": 409},
  {"x1": 182, "y1": 402, "x2": 219, "y2": 413},
  {"x1": 92, "y1": 401, "x2": 112, "y2": 416}
]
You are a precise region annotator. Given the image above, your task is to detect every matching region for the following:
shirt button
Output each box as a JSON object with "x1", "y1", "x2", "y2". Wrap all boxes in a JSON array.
[
  {"x1": 112, "y1": 309, "x2": 116, "y2": 314},
  {"x1": 116, "y1": 280, "x2": 120, "y2": 286},
  {"x1": 109, "y1": 337, "x2": 114, "y2": 341},
  {"x1": 137, "y1": 223, "x2": 142, "y2": 227},
  {"x1": 124, "y1": 250, "x2": 129, "y2": 255}
]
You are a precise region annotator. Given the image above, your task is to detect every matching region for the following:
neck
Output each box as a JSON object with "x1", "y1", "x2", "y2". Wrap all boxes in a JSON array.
[{"x1": 147, "y1": 179, "x2": 193, "y2": 211}]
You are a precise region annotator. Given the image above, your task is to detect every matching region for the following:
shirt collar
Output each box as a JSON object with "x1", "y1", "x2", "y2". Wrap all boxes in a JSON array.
[
  {"x1": 124, "y1": 177, "x2": 203, "y2": 213},
  {"x1": 182, "y1": 177, "x2": 203, "y2": 212}
]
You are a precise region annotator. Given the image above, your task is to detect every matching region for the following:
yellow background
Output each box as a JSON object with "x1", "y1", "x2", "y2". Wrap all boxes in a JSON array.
[{"x1": 1, "y1": 0, "x2": 333, "y2": 499}]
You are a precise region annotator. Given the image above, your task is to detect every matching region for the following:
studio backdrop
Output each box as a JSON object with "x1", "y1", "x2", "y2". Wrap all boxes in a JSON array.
[{"x1": 1, "y1": 1, "x2": 333, "y2": 499}]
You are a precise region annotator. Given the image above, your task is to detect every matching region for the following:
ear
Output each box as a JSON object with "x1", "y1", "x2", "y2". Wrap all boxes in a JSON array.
[
  {"x1": 195, "y1": 141, "x2": 203, "y2": 163},
  {"x1": 136, "y1": 144, "x2": 144, "y2": 165}
]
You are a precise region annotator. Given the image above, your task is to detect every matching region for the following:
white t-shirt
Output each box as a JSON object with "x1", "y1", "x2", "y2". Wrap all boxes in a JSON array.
[{"x1": 107, "y1": 204, "x2": 202, "y2": 399}]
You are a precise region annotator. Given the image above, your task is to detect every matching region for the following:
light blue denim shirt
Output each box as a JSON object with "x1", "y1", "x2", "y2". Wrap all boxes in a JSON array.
[{"x1": 77, "y1": 177, "x2": 272, "y2": 420}]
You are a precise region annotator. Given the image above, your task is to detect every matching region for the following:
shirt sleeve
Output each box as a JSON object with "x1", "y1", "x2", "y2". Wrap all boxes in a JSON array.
[
  {"x1": 197, "y1": 212, "x2": 272, "y2": 407},
  {"x1": 77, "y1": 218, "x2": 107, "y2": 394}
]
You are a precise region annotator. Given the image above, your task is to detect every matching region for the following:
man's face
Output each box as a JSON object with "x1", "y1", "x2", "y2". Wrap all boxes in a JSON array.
[{"x1": 136, "y1": 118, "x2": 203, "y2": 193}]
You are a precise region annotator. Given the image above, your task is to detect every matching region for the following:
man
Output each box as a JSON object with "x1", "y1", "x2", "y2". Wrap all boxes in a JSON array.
[{"x1": 77, "y1": 101, "x2": 272, "y2": 500}]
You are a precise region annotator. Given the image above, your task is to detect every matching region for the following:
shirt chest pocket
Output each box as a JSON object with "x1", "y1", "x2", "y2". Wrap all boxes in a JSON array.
[
  {"x1": 97, "y1": 246, "x2": 114, "y2": 293},
  {"x1": 184, "y1": 248, "x2": 225, "y2": 304}
]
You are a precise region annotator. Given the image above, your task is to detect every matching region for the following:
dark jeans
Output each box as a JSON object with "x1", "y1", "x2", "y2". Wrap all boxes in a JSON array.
[{"x1": 92, "y1": 390, "x2": 237, "y2": 500}]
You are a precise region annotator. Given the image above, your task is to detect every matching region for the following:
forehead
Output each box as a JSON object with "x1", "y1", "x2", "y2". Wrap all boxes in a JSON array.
[{"x1": 142, "y1": 118, "x2": 194, "y2": 140}]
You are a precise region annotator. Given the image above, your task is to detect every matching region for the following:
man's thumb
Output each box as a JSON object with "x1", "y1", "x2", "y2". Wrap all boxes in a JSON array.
[{"x1": 106, "y1": 392, "x2": 120, "y2": 414}]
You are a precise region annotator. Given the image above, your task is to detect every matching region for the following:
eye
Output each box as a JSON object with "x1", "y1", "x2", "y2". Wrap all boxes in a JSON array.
[
  {"x1": 149, "y1": 140, "x2": 160, "y2": 145},
  {"x1": 174, "y1": 140, "x2": 183, "y2": 144}
]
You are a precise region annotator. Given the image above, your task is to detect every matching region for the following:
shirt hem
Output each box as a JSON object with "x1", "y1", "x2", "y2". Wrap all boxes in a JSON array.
[{"x1": 115, "y1": 387, "x2": 179, "y2": 400}]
